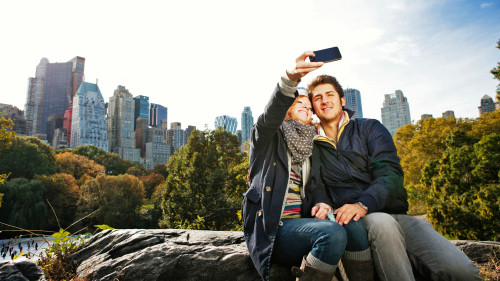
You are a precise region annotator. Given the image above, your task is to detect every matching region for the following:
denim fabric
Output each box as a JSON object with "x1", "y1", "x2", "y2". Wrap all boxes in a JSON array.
[
  {"x1": 363, "y1": 213, "x2": 481, "y2": 281},
  {"x1": 343, "y1": 219, "x2": 370, "y2": 252},
  {"x1": 271, "y1": 218, "x2": 347, "y2": 267}
]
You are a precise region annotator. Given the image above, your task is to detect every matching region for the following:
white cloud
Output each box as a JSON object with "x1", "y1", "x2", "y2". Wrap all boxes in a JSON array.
[
  {"x1": 480, "y1": 2, "x2": 493, "y2": 8},
  {"x1": 387, "y1": 1, "x2": 406, "y2": 10},
  {"x1": 376, "y1": 36, "x2": 420, "y2": 65}
]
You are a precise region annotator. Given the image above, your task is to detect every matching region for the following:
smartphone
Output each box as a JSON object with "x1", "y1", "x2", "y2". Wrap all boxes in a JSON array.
[{"x1": 309, "y1": 47, "x2": 342, "y2": 63}]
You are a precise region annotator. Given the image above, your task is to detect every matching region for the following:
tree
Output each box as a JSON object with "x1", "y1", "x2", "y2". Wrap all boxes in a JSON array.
[
  {"x1": 35, "y1": 173, "x2": 80, "y2": 231},
  {"x1": 421, "y1": 131, "x2": 500, "y2": 241},
  {"x1": 159, "y1": 127, "x2": 248, "y2": 230},
  {"x1": 394, "y1": 117, "x2": 473, "y2": 210},
  {"x1": 0, "y1": 136, "x2": 56, "y2": 180},
  {"x1": 0, "y1": 178, "x2": 47, "y2": 230},
  {"x1": 55, "y1": 152, "x2": 105, "y2": 180},
  {"x1": 491, "y1": 39, "x2": 500, "y2": 101},
  {"x1": 139, "y1": 173, "x2": 165, "y2": 199},
  {"x1": 94, "y1": 152, "x2": 133, "y2": 175},
  {"x1": 0, "y1": 116, "x2": 15, "y2": 207},
  {"x1": 78, "y1": 174, "x2": 145, "y2": 229},
  {"x1": 71, "y1": 145, "x2": 107, "y2": 160},
  {"x1": 126, "y1": 165, "x2": 147, "y2": 177},
  {"x1": 150, "y1": 164, "x2": 168, "y2": 179}
]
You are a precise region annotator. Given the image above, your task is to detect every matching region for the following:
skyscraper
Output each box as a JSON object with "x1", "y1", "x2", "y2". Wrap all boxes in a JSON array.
[
  {"x1": 442, "y1": 111, "x2": 455, "y2": 119},
  {"x1": 107, "y1": 86, "x2": 141, "y2": 163},
  {"x1": 215, "y1": 115, "x2": 238, "y2": 134},
  {"x1": 344, "y1": 88, "x2": 363, "y2": 119},
  {"x1": 68, "y1": 57, "x2": 85, "y2": 98},
  {"x1": 478, "y1": 95, "x2": 495, "y2": 117},
  {"x1": 149, "y1": 103, "x2": 167, "y2": 127},
  {"x1": 166, "y1": 122, "x2": 185, "y2": 154},
  {"x1": 25, "y1": 58, "x2": 49, "y2": 136},
  {"x1": 421, "y1": 114, "x2": 433, "y2": 120},
  {"x1": 71, "y1": 82, "x2": 108, "y2": 151},
  {"x1": 134, "y1": 117, "x2": 149, "y2": 157},
  {"x1": 185, "y1": 125, "x2": 196, "y2": 143},
  {"x1": 241, "y1": 107, "x2": 254, "y2": 142},
  {"x1": 39, "y1": 62, "x2": 74, "y2": 141},
  {"x1": 133, "y1": 95, "x2": 149, "y2": 130},
  {"x1": 381, "y1": 90, "x2": 411, "y2": 136},
  {"x1": 64, "y1": 101, "x2": 73, "y2": 144},
  {"x1": 145, "y1": 127, "x2": 168, "y2": 167}
]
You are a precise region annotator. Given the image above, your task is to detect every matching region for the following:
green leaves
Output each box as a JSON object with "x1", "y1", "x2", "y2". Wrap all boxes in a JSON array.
[
  {"x1": 159, "y1": 128, "x2": 248, "y2": 231},
  {"x1": 52, "y1": 228, "x2": 71, "y2": 243},
  {"x1": 94, "y1": 224, "x2": 115, "y2": 230}
]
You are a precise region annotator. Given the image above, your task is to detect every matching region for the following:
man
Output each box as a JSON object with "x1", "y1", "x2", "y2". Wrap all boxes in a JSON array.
[{"x1": 284, "y1": 53, "x2": 481, "y2": 281}]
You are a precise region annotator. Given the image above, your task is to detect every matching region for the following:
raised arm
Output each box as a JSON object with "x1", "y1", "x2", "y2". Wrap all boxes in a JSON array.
[{"x1": 252, "y1": 51, "x2": 324, "y2": 148}]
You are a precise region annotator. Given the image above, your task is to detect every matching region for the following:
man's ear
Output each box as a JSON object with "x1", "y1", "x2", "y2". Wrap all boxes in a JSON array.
[{"x1": 341, "y1": 97, "x2": 346, "y2": 107}]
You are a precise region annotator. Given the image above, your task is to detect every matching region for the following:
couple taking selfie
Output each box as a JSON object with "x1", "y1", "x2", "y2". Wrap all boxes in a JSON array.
[{"x1": 241, "y1": 50, "x2": 481, "y2": 281}]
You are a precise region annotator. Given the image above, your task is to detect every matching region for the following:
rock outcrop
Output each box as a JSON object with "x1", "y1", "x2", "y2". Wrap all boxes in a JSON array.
[
  {"x1": 68, "y1": 229, "x2": 294, "y2": 281},
  {"x1": 2, "y1": 229, "x2": 500, "y2": 281},
  {"x1": 0, "y1": 258, "x2": 46, "y2": 281}
]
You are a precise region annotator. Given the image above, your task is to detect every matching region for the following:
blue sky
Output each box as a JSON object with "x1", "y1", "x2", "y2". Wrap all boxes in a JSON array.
[{"x1": 1, "y1": 0, "x2": 499, "y2": 130}]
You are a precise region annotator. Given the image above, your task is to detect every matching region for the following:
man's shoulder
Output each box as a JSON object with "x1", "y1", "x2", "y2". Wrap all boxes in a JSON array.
[{"x1": 349, "y1": 118, "x2": 384, "y2": 131}]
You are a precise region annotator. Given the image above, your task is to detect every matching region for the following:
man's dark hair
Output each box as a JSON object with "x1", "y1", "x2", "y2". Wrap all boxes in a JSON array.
[{"x1": 306, "y1": 75, "x2": 345, "y2": 111}]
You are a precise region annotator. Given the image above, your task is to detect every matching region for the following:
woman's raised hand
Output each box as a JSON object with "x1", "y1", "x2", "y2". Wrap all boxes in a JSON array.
[{"x1": 286, "y1": 51, "x2": 324, "y2": 82}]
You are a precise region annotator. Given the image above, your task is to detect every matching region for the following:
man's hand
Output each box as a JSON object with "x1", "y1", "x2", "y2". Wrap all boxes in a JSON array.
[
  {"x1": 286, "y1": 51, "x2": 324, "y2": 82},
  {"x1": 311, "y1": 203, "x2": 332, "y2": 220},
  {"x1": 334, "y1": 203, "x2": 368, "y2": 225}
]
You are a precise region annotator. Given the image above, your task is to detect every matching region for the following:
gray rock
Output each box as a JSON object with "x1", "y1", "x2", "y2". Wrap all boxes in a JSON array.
[
  {"x1": 69, "y1": 229, "x2": 294, "y2": 281},
  {"x1": 0, "y1": 258, "x2": 46, "y2": 281},
  {"x1": 3, "y1": 230, "x2": 492, "y2": 281},
  {"x1": 451, "y1": 240, "x2": 500, "y2": 264}
]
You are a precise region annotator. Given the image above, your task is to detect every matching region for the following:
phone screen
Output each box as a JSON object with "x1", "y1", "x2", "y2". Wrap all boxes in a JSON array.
[{"x1": 309, "y1": 47, "x2": 342, "y2": 63}]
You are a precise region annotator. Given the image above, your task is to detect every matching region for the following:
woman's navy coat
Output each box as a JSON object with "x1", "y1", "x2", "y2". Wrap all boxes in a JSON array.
[{"x1": 242, "y1": 85, "x2": 330, "y2": 281}]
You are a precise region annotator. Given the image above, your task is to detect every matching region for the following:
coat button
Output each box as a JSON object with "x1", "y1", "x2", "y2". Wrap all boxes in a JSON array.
[
  {"x1": 258, "y1": 210, "x2": 263, "y2": 216},
  {"x1": 273, "y1": 162, "x2": 276, "y2": 166},
  {"x1": 265, "y1": 186, "x2": 271, "y2": 192}
]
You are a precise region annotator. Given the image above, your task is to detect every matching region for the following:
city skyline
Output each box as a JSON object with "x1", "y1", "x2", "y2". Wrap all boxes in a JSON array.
[{"x1": 2, "y1": 1, "x2": 499, "y2": 129}]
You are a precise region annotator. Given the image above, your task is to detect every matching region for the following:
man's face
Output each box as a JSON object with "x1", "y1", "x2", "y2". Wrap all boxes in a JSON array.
[{"x1": 311, "y1": 84, "x2": 346, "y2": 124}]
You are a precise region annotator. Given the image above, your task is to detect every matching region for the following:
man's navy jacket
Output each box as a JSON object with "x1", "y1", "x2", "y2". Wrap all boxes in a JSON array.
[{"x1": 314, "y1": 109, "x2": 409, "y2": 214}]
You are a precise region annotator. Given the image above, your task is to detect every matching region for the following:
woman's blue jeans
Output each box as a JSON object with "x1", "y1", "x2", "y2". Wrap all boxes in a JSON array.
[{"x1": 271, "y1": 218, "x2": 369, "y2": 266}]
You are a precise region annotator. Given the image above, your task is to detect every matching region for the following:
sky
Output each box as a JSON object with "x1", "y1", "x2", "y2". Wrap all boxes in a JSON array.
[{"x1": 1, "y1": 0, "x2": 499, "y2": 130}]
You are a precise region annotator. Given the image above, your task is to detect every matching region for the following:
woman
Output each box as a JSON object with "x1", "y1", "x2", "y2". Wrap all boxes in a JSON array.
[{"x1": 242, "y1": 52, "x2": 371, "y2": 281}]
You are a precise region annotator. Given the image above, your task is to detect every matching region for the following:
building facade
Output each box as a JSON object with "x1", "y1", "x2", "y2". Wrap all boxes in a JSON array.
[
  {"x1": 145, "y1": 127, "x2": 168, "y2": 167},
  {"x1": 185, "y1": 125, "x2": 196, "y2": 143},
  {"x1": 215, "y1": 115, "x2": 238, "y2": 134},
  {"x1": 149, "y1": 103, "x2": 167, "y2": 128},
  {"x1": 344, "y1": 88, "x2": 363, "y2": 119},
  {"x1": 241, "y1": 106, "x2": 254, "y2": 143},
  {"x1": 68, "y1": 57, "x2": 85, "y2": 98},
  {"x1": 381, "y1": 90, "x2": 411, "y2": 136},
  {"x1": 133, "y1": 95, "x2": 149, "y2": 130},
  {"x1": 107, "y1": 86, "x2": 141, "y2": 163},
  {"x1": 25, "y1": 58, "x2": 49, "y2": 136},
  {"x1": 64, "y1": 101, "x2": 73, "y2": 144},
  {"x1": 442, "y1": 111, "x2": 455, "y2": 119},
  {"x1": 134, "y1": 117, "x2": 149, "y2": 157},
  {"x1": 71, "y1": 82, "x2": 108, "y2": 151},
  {"x1": 421, "y1": 114, "x2": 433, "y2": 120},
  {"x1": 166, "y1": 122, "x2": 185, "y2": 155},
  {"x1": 478, "y1": 95, "x2": 495, "y2": 117},
  {"x1": 39, "y1": 62, "x2": 73, "y2": 141}
]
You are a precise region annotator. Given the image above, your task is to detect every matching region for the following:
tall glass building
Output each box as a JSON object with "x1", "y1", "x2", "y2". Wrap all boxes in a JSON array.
[
  {"x1": 149, "y1": 103, "x2": 167, "y2": 127},
  {"x1": 344, "y1": 88, "x2": 363, "y2": 119},
  {"x1": 39, "y1": 62, "x2": 73, "y2": 141},
  {"x1": 133, "y1": 95, "x2": 149, "y2": 130},
  {"x1": 241, "y1": 106, "x2": 254, "y2": 143},
  {"x1": 215, "y1": 115, "x2": 237, "y2": 134}
]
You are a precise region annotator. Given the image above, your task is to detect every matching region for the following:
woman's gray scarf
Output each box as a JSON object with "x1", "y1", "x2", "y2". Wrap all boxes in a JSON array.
[{"x1": 282, "y1": 119, "x2": 316, "y2": 175}]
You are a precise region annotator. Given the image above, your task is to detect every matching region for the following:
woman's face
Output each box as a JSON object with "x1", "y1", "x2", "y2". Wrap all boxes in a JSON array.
[{"x1": 289, "y1": 96, "x2": 313, "y2": 124}]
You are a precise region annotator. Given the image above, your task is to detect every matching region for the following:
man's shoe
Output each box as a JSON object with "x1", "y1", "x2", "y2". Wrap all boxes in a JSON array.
[{"x1": 341, "y1": 259, "x2": 374, "y2": 281}]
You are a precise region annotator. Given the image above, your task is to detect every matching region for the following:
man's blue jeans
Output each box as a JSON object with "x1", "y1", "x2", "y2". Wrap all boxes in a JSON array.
[
  {"x1": 271, "y1": 218, "x2": 369, "y2": 267},
  {"x1": 363, "y1": 213, "x2": 481, "y2": 281}
]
